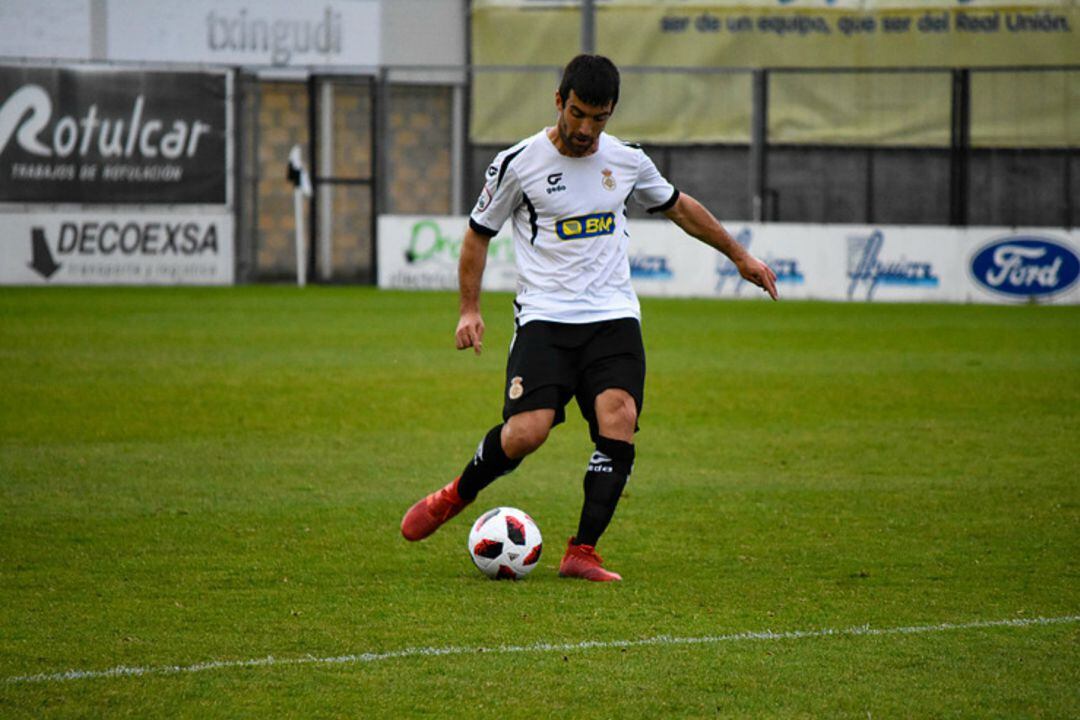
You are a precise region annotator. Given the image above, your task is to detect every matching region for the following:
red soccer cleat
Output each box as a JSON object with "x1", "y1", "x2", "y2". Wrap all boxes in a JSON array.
[
  {"x1": 400, "y1": 477, "x2": 471, "y2": 541},
  {"x1": 558, "y1": 537, "x2": 622, "y2": 582}
]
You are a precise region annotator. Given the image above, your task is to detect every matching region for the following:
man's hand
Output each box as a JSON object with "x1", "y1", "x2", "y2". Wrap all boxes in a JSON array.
[
  {"x1": 456, "y1": 311, "x2": 485, "y2": 355},
  {"x1": 736, "y1": 255, "x2": 779, "y2": 301}
]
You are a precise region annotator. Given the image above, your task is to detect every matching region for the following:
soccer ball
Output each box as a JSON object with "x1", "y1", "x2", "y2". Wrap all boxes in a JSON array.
[{"x1": 467, "y1": 507, "x2": 543, "y2": 580}]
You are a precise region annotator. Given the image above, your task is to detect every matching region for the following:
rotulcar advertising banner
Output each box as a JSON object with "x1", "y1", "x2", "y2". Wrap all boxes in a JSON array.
[
  {"x1": 0, "y1": 65, "x2": 230, "y2": 204},
  {"x1": 378, "y1": 215, "x2": 1080, "y2": 305},
  {"x1": 473, "y1": 0, "x2": 1080, "y2": 69}
]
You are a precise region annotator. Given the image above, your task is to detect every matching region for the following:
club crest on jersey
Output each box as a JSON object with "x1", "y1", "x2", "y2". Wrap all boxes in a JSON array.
[
  {"x1": 508, "y1": 376, "x2": 524, "y2": 400},
  {"x1": 601, "y1": 168, "x2": 616, "y2": 191},
  {"x1": 556, "y1": 212, "x2": 615, "y2": 241}
]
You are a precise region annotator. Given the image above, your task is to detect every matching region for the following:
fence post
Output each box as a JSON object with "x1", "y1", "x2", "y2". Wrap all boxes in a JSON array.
[
  {"x1": 307, "y1": 74, "x2": 320, "y2": 281},
  {"x1": 582, "y1": 0, "x2": 595, "y2": 53},
  {"x1": 287, "y1": 146, "x2": 313, "y2": 287},
  {"x1": 950, "y1": 69, "x2": 970, "y2": 227},
  {"x1": 749, "y1": 69, "x2": 769, "y2": 222}
]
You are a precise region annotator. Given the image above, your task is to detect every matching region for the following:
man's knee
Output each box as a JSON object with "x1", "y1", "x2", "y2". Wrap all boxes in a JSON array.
[
  {"x1": 501, "y1": 410, "x2": 555, "y2": 458},
  {"x1": 595, "y1": 389, "x2": 637, "y2": 441}
]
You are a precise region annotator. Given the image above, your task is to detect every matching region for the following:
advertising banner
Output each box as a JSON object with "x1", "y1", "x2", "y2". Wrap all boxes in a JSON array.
[
  {"x1": 471, "y1": 1, "x2": 1079, "y2": 145},
  {"x1": 626, "y1": 223, "x2": 1080, "y2": 304},
  {"x1": 473, "y1": 0, "x2": 1080, "y2": 70},
  {"x1": 603, "y1": 0, "x2": 1080, "y2": 70},
  {"x1": 0, "y1": 210, "x2": 234, "y2": 285},
  {"x1": 0, "y1": 65, "x2": 230, "y2": 205},
  {"x1": 378, "y1": 215, "x2": 1080, "y2": 305},
  {"x1": 377, "y1": 216, "x2": 518, "y2": 292},
  {"x1": 107, "y1": 0, "x2": 380, "y2": 68}
]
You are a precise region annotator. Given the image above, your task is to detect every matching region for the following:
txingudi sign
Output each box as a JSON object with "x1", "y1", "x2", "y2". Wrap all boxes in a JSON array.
[
  {"x1": 106, "y1": 0, "x2": 380, "y2": 68},
  {"x1": 206, "y1": 7, "x2": 343, "y2": 66}
]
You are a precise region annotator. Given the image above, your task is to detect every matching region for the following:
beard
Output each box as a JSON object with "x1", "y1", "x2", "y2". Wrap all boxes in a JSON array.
[{"x1": 558, "y1": 120, "x2": 594, "y2": 156}]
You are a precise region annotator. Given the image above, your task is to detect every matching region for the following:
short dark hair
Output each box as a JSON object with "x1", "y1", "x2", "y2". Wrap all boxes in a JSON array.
[{"x1": 558, "y1": 54, "x2": 620, "y2": 109}]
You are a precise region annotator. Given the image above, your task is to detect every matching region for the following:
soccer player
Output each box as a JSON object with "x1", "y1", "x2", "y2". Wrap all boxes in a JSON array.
[{"x1": 402, "y1": 54, "x2": 778, "y2": 581}]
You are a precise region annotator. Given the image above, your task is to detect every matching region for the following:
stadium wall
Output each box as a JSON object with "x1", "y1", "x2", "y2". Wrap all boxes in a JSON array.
[
  {"x1": 0, "y1": 0, "x2": 465, "y2": 285},
  {"x1": 376, "y1": 215, "x2": 1080, "y2": 305}
]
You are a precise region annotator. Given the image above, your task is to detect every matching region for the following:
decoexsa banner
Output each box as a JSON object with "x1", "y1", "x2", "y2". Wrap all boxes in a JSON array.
[
  {"x1": 0, "y1": 65, "x2": 230, "y2": 204},
  {"x1": 0, "y1": 210, "x2": 234, "y2": 285}
]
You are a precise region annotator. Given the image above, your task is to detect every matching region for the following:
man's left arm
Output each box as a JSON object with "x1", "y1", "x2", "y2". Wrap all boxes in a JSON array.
[{"x1": 664, "y1": 193, "x2": 778, "y2": 300}]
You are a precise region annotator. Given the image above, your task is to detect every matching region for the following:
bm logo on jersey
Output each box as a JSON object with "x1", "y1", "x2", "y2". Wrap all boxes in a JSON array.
[{"x1": 556, "y1": 213, "x2": 615, "y2": 241}]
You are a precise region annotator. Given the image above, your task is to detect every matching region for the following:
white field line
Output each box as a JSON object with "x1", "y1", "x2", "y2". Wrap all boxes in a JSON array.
[{"x1": 5, "y1": 614, "x2": 1078, "y2": 685}]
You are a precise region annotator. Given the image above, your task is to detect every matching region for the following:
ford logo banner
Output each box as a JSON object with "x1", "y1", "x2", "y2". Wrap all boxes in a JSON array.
[{"x1": 970, "y1": 237, "x2": 1080, "y2": 299}]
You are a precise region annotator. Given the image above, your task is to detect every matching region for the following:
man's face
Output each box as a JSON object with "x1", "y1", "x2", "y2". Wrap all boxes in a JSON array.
[{"x1": 555, "y1": 90, "x2": 614, "y2": 156}]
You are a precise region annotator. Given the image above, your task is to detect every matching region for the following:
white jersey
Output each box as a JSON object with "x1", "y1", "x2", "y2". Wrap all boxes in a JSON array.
[{"x1": 470, "y1": 130, "x2": 678, "y2": 325}]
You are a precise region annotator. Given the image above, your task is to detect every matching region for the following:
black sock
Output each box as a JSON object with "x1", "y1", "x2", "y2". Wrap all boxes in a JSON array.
[
  {"x1": 456, "y1": 424, "x2": 522, "y2": 502},
  {"x1": 574, "y1": 436, "x2": 635, "y2": 547}
]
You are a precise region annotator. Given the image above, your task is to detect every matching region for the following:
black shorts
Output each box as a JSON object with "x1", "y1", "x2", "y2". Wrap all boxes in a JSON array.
[{"x1": 502, "y1": 317, "x2": 645, "y2": 440}]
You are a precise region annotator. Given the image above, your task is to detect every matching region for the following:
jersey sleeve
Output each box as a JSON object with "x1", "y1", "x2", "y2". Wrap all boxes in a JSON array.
[
  {"x1": 632, "y1": 150, "x2": 680, "y2": 214},
  {"x1": 469, "y1": 147, "x2": 525, "y2": 237}
]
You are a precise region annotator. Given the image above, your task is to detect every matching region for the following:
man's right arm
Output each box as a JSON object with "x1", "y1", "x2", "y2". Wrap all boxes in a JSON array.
[{"x1": 455, "y1": 226, "x2": 492, "y2": 355}]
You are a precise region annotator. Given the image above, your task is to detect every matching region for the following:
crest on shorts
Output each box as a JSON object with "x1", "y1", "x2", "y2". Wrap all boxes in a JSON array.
[
  {"x1": 601, "y1": 169, "x2": 616, "y2": 191},
  {"x1": 508, "y1": 376, "x2": 524, "y2": 400}
]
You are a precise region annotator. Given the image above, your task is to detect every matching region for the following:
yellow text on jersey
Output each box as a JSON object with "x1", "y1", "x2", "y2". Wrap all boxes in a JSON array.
[{"x1": 555, "y1": 212, "x2": 615, "y2": 241}]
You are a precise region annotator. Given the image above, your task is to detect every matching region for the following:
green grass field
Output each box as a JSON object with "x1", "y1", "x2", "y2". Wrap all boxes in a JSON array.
[{"x1": 1, "y1": 286, "x2": 1077, "y2": 718}]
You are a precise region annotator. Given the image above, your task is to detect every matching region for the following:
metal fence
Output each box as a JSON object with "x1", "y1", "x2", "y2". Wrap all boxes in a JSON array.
[{"x1": 468, "y1": 64, "x2": 1078, "y2": 231}]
